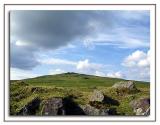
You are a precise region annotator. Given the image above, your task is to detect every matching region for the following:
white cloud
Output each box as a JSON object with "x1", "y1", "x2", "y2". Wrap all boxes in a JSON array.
[
  {"x1": 38, "y1": 58, "x2": 76, "y2": 66},
  {"x1": 39, "y1": 58, "x2": 104, "y2": 74},
  {"x1": 15, "y1": 40, "x2": 31, "y2": 46},
  {"x1": 122, "y1": 50, "x2": 150, "y2": 81},
  {"x1": 83, "y1": 26, "x2": 149, "y2": 49},
  {"x1": 76, "y1": 59, "x2": 103, "y2": 71},
  {"x1": 49, "y1": 69, "x2": 65, "y2": 75},
  {"x1": 122, "y1": 50, "x2": 150, "y2": 68},
  {"x1": 106, "y1": 71, "x2": 124, "y2": 78},
  {"x1": 95, "y1": 71, "x2": 105, "y2": 77},
  {"x1": 11, "y1": 68, "x2": 41, "y2": 80},
  {"x1": 76, "y1": 59, "x2": 90, "y2": 70}
]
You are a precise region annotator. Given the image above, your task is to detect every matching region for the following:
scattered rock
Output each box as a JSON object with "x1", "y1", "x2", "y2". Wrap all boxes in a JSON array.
[
  {"x1": 90, "y1": 90, "x2": 104, "y2": 102},
  {"x1": 17, "y1": 97, "x2": 41, "y2": 115},
  {"x1": 81, "y1": 104, "x2": 109, "y2": 116},
  {"x1": 130, "y1": 98, "x2": 150, "y2": 116},
  {"x1": 42, "y1": 97, "x2": 65, "y2": 115}
]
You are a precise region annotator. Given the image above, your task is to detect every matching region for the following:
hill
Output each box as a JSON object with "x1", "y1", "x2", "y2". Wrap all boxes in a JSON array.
[
  {"x1": 10, "y1": 72, "x2": 150, "y2": 116},
  {"x1": 12, "y1": 72, "x2": 149, "y2": 87}
]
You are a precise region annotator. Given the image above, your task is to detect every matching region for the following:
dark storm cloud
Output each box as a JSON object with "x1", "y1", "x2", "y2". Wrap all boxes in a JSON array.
[
  {"x1": 10, "y1": 43, "x2": 39, "y2": 69},
  {"x1": 11, "y1": 11, "x2": 111, "y2": 49},
  {"x1": 10, "y1": 10, "x2": 112, "y2": 69}
]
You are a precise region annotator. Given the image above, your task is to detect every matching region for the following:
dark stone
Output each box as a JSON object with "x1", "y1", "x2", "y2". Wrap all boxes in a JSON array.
[
  {"x1": 17, "y1": 97, "x2": 41, "y2": 115},
  {"x1": 42, "y1": 96, "x2": 85, "y2": 115},
  {"x1": 42, "y1": 98, "x2": 65, "y2": 116}
]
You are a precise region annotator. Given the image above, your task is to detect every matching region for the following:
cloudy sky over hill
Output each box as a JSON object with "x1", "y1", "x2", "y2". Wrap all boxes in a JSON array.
[{"x1": 10, "y1": 10, "x2": 150, "y2": 81}]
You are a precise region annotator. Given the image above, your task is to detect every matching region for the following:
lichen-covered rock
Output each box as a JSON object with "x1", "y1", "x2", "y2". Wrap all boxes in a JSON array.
[
  {"x1": 112, "y1": 81, "x2": 135, "y2": 90},
  {"x1": 112, "y1": 81, "x2": 139, "y2": 94},
  {"x1": 80, "y1": 104, "x2": 109, "y2": 116},
  {"x1": 130, "y1": 98, "x2": 150, "y2": 116},
  {"x1": 89, "y1": 90, "x2": 104, "y2": 102},
  {"x1": 42, "y1": 98, "x2": 65, "y2": 115}
]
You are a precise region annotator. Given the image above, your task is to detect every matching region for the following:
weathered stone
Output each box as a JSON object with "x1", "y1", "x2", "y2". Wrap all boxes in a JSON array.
[
  {"x1": 90, "y1": 90, "x2": 104, "y2": 102},
  {"x1": 112, "y1": 81, "x2": 136, "y2": 90},
  {"x1": 80, "y1": 104, "x2": 109, "y2": 116},
  {"x1": 112, "y1": 81, "x2": 139, "y2": 95},
  {"x1": 130, "y1": 98, "x2": 150, "y2": 116},
  {"x1": 42, "y1": 98, "x2": 65, "y2": 116}
]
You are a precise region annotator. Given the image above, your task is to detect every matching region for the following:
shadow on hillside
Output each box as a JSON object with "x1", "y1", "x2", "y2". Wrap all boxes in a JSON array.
[
  {"x1": 63, "y1": 95, "x2": 85, "y2": 115},
  {"x1": 103, "y1": 96, "x2": 120, "y2": 106}
]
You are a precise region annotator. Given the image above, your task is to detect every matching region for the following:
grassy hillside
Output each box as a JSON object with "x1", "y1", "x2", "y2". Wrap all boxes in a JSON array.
[
  {"x1": 19, "y1": 72, "x2": 149, "y2": 87},
  {"x1": 10, "y1": 72, "x2": 150, "y2": 116}
]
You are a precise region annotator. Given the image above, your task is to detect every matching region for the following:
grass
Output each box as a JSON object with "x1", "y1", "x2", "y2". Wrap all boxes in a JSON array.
[{"x1": 10, "y1": 72, "x2": 150, "y2": 116}]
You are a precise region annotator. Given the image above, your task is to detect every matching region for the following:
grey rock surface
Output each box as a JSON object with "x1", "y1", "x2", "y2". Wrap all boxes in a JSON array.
[
  {"x1": 112, "y1": 81, "x2": 138, "y2": 92},
  {"x1": 130, "y1": 98, "x2": 150, "y2": 116},
  {"x1": 81, "y1": 104, "x2": 109, "y2": 116},
  {"x1": 89, "y1": 90, "x2": 104, "y2": 102},
  {"x1": 42, "y1": 98, "x2": 65, "y2": 115}
]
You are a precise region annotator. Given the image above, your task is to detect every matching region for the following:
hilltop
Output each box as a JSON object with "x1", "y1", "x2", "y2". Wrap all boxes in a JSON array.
[
  {"x1": 12, "y1": 72, "x2": 149, "y2": 87},
  {"x1": 10, "y1": 72, "x2": 150, "y2": 116}
]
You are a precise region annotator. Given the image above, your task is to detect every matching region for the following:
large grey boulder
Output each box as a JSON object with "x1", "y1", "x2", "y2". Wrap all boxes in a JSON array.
[
  {"x1": 112, "y1": 81, "x2": 139, "y2": 94},
  {"x1": 130, "y1": 98, "x2": 150, "y2": 116},
  {"x1": 89, "y1": 90, "x2": 104, "y2": 102},
  {"x1": 112, "y1": 81, "x2": 135, "y2": 90},
  {"x1": 42, "y1": 98, "x2": 65, "y2": 115},
  {"x1": 81, "y1": 104, "x2": 109, "y2": 116}
]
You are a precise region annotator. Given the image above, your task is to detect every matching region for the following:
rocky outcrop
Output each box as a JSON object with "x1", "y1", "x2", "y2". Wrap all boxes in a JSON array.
[
  {"x1": 17, "y1": 97, "x2": 41, "y2": 115},
  {"x1": 112, "y1": 81, "x2": 136, "y2": 90},
  {"x1": 89, "y1": 90, "x2": 104, "y2": 102},
  {"x1": 112, "y1": 81, "x2": 139, "y2": 94},
  {"x1": 42, "y1": 98, "x2": 65, "y2": 115},
  {"x1": 130, "y1": 98, "x2": 150, "y2": 116}
]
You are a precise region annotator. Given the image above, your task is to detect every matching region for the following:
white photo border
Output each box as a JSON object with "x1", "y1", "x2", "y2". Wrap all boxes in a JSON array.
[{"x1": 4, "y1": 4, "x2": 156, "y2": 122}]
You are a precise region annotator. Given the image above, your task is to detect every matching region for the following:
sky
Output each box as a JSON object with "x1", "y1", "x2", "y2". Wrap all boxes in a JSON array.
[{"x1": 10, "y1": 10, "x2": 150, "y2": 82}]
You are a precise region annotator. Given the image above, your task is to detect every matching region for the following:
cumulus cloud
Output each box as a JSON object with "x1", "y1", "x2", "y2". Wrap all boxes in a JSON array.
[
  {"x1": 39, "y1": 57, "x2": 104, "y2": 74},
  {"x1": 76, "y1": 59, "x2": 103, "y2": 71},
  {"x1": 106, "y1": 71, "x2": 124, "y2": 78},
  {"x1": 122, "y1": 50, "x2": 150, "y2": 68},
  {"x1": 122, "y1": 50, "x2": 150, "y2": 81}
]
